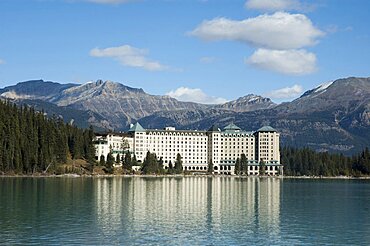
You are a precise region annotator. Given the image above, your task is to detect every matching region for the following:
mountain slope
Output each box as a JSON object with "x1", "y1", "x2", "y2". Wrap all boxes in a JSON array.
[
  {"x1": 0, "y1": 79, "x2": 275, "y2": 129},
  {"x1": 213, "y1": 94, "x2": 276, "y2": 112},
  {"x1": 1, "y1": 77, "x2": 369, "y2": 154},
  {"x1": 5, "y1": 98, "x2": 112, "y2": 131},
  {"x1": 140, "y1": 77, "x2": 370, "y2": 154},
  {"x1": 0, "y1": 79, "x2": 77, "y2": 101}
]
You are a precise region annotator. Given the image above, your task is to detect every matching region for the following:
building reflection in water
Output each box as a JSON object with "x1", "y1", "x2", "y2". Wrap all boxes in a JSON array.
[{"x1": 93, "y1": 177, "x2": 281, "y2": 242}]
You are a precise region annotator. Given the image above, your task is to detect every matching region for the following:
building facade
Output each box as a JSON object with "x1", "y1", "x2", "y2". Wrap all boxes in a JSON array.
[
  {"x1": 94, "y1": 133, "x2": 133, "y2": 166},
  {"x1": 94, "y1": 122, "x2": 283, "y2": 175}
]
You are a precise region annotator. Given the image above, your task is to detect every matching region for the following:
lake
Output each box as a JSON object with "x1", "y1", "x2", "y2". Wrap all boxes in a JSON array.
[{"x1": 0, "y1": 177, "x2": 369, "y2": 245}]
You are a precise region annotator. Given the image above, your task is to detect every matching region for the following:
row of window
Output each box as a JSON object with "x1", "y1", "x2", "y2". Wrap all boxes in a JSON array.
[{"x1": 147, "y1": 132, "x2": 207, "y2": 137}]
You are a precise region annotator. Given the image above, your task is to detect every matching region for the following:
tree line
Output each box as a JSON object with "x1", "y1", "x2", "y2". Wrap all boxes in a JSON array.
[
  {"x1": 0, "y1": 100, "x2": 96, "y2": 174},
  {"x1": 98, "y1": 151, "x2": 139, "y2": 174},
  {"x1": 136, "y1": 151, "x2": 183, "y2": 175},
  {"x1": 281, "y1": 146, "x2": 370, "y2": 176}
]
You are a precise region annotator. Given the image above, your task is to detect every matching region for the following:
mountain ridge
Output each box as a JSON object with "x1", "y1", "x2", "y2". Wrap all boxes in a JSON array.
[
  {"x1": 0, "y1": 79, "x2": 275, "y2": 129},
  {"x1": 1, "y1": 76, "x2": 369, "y2": 154}
]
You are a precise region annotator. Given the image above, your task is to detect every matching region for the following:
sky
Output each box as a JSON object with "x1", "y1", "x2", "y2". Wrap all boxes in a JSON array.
[{"x1": 0, "y1": 0, "x2": 370, "y2": 104}]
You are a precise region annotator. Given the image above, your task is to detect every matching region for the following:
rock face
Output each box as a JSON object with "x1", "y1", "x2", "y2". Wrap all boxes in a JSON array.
[
  {"x1": 1, "y1": 80, "x2": 208, "y2": 128},
  {"x1": 1, "y1": 77, "x2": 369, "y2": 154},
  {"x1": 0, "y1": 80, "x2": 77, "y2": 101},
  {"x1": 52, "y1": 80, "x2": 211, "y2": 128},
  {"x1": 214, "y1": 94, "x2": 276, "y2": 112},
  {"x1": 0, "y1": 79, "x2": 274, "y2": 130},
  {"x1": 141, "y1": 77, "x2": 370, "y2": 154}
]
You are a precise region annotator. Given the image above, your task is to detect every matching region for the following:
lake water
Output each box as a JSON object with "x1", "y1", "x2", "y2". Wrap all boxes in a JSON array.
[{"x1": 0, "y1": 177, "x2": 369, "y2": 245}]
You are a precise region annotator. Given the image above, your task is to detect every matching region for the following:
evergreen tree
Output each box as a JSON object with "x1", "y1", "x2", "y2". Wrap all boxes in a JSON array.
[
  {"x1": 132, "y1": 154, "x2": 138, "y2": 167},
  {"x1": 141, "y1": 151, "x2": 158, "y2": 174},
  {"x1": 174, "y1": 153, "x2": 183, "y2": 174},
  {"x1": 0, "y1": 101, "x2": 98, "y2": 175},
  {"x1": 259, "y1": 159, "x2": 266, "y2": 176},
  {"x1": 123, "y1": 152, "x2": 132, "y2": 171},
  {"x1": 240, "y1": 154, "x2": 248, "y2": 174},
  {"x1": 158, "y1": 157, "x2": 164, "y2": 174},
  {"x1": 235, "y1": 158, "x2": 241, "y2": 175},
  {"x1": 168, "y1": 161, "x2": 174, "y2": 174},
  {"x1": 207, "y1": 160, "x2": 214, "y2": 174},
  {"x1": 105, "y1": 152, "x2": 114, "y2": 174},
  {"x1": 116, "y1": 153, "x2": 121, "y2": 165},
  {"x1": 99, "y1": 155, "x2": 106, "y2": 166}
]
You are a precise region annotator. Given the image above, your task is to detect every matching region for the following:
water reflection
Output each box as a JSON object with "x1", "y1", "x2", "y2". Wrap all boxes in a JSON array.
[
  {"x1": 2, "y1": 177, "x2": 369, "y2": 245},
  {"x1": 94, "y1": 177, "x2": 281, "y2": 244}
]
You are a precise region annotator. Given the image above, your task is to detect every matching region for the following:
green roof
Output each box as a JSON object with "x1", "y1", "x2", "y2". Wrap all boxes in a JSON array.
[
  {"x1": 128, "y1": 122, "x2": 146, "y2": 132},
  {"x1": 208, "y1": 125, "x2": 221, "y2": 132},
  {"x1": 223, "y1": 123, "x2": 241, "y2": 131},
  {"x1": 257, "y1": 126, "x2": 277, "y2": 132}
]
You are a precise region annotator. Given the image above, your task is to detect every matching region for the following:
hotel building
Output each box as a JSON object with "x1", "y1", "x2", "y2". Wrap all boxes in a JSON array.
[{"x1": 94, "y1": 122, "x2": 283, "y2": 176}]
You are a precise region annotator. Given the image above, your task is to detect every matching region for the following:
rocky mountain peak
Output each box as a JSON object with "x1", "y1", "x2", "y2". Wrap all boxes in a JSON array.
[
  {"x1": 214, "y1": 94, "x2": 276, "y2": 112},
  {"x1": 0, "y1": 79, "x2": 77, "y2": 101}
]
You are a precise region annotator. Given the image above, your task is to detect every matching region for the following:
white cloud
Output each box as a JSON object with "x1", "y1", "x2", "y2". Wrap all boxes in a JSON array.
[
  {"x1": 247, "y1": 48, "x2": 317, "y2": 75},
  {"x1": 166, "y1": 87, "x2": 227, "y2": 104},
  {"x1": 264, "y1": 84, "x2": 303, "y2": 99},
  {"x1": 0, "y1": 59, "x2": 4, "y2": 65},
  {"x1": 245, "y1": 0, "x2": 303, "y2": 12},
  {"x1": 90, "y1": 45, "x2": 168, "y2": 71},
  {"x1": 200, "y1": 56, "x2": 216, "y2": 63},
  {"x1": 189, "y1": 12, "x2": 324, "y2": 50}
]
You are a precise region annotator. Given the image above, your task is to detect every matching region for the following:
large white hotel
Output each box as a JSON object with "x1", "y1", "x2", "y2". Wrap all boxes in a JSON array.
[{"x1": 94, "y1": 122, "x2": 283, "y2": 176}]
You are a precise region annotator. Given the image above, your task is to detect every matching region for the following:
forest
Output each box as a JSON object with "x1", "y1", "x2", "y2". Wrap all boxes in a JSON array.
[
  {"x1": 281, "y1": 146, "x2": 370, "y2": 176},
  {"x1": 0, "y1": 100, "x2": 96, "y2": 174}
]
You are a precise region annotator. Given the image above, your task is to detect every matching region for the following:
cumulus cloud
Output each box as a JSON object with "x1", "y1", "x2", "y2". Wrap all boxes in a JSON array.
[
  {"x1": 166, "y1": 87, "x2": 227, "y2": 104},
  {"x1": 189, "y1": 12, "x2": 324, "y2": 50},
  {"x1": 247, "y1": 48, "x2": 317, "y2": 75},
  {"x1": 264, "y1": 84, "x2": 303, "y2": 99},
  {"x1": 245, "y1": 0, "x2": 307, "y2": 12},
  {"x1": 90, "y1": 45, "x2": 168, "y2": 71}
]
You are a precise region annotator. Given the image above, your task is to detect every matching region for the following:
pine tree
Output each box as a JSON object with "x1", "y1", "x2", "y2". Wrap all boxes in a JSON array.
[
  {"x1": 123, "y1": 152, "x2": 132, "y2": 171},
  {"x1": 235, "y1": 158, "x2": 241, "y2": 175},
  {"x1": 168, "y1": 161, "x2": 173, "y2": 174},
  {"x1": 174, "y1": 153, "x2": 183, "y2": 174},
  {"x1": 99, "y1": 155, "x2": 106, "y2": 166},
  {"x1": 158, "y1": 157, "x2": 164, "y2": 174},
  {"x1": 259, "y1": 159, "x2": 266, "y2": 176},
  {"x1": 240, "y1": 154, "x2": 248, "y2": 174},
  {"x1": 116, "y1": 153, "x2": 121, "y2": 166},
  {"x1": 207, "y1": 160, "x2": 214, "y2": 174},
  {"x1": 141, "y1": 151, "x2": 163, "y2": 174},
  {"x1": 105, "y1": 152, "x2": 114, "y2": 174}
]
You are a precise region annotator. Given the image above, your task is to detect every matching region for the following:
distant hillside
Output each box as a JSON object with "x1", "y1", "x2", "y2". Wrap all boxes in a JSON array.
[
  {"x1": 213, "y1": 94, "x2": 276, "y2": 112},
  {"x1": 0, "y1": 79, "x2": 275, "y2": 130},
  {"x1": 8, "y1": 99, "x2": 111, "y2": 131},
  {"x1": 140, "y1": 77, "x2": 370, "y2": 154},
  {"x1": 1, "y1": 76, "x2": 369, "y2": 154}
]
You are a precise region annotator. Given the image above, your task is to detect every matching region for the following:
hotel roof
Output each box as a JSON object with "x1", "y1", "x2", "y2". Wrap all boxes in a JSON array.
[
  {"x1": 128, "y1": 122, "x2": 146, "y2": 132},
  {"x1": 257, "y1": 126, "x2": 277, "y2": 132}
]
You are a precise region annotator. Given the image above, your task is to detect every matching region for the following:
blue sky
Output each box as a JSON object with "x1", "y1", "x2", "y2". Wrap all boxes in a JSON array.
[{"x1": 0, "y1": 0, "x2": 369, "y2": 104}]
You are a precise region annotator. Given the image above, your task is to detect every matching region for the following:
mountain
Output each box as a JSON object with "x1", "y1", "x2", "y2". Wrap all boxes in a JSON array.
[
  {"x1": 140, "y1": 77, "x2": 370, "y2": 154},
  {"x1": 0, "y1": 79, "x2": 77, "y2": 101},
  {"x1": 53, "y1": 80, "x2": 210, "y2": 128},
  {"x1": 0, "y1": 79, "x2": 274, "y2": 130},
  {"x1": 1, "y1": 77, "x2": 369, "y2": 154},
  {"x1": 214, "y1": 94, "x2": 276, "y2": 112},
  {"x1": 7, "y1": 99, "x2": 111, "y2": 131}
]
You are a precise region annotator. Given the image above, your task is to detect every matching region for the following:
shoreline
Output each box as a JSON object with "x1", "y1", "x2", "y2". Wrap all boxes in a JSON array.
[{"x1": 1, "y1": 173, "x2": 370, "y2": 179}]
